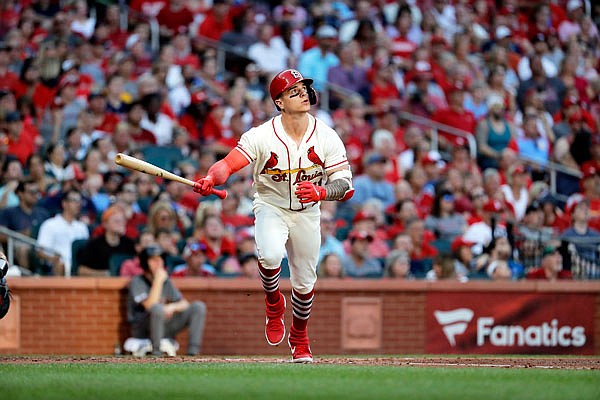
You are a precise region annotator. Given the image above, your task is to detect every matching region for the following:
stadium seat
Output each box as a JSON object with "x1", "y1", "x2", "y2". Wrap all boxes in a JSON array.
[
  {"x1": 140, "y1": 145, "x2": 184, "y2": 172},
  {"x1": 109, "y1": 253, "x2": 135, "y2": 276},
  {"x1": 70, "y1": 239, "x2": 89, "y2": 277}
]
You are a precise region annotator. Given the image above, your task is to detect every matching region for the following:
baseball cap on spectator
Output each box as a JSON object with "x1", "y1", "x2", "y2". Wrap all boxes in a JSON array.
[
  {"x1": 531, "y1": 33, "x2": 547, "y2": 44},
  {"x1": 61, "y1": 59, "x2": 78, "y2": 73},
  {"x1": 525, "y1": 200, "x2": 541, "y2": 215},
  {"x1": 4, "y1": 111, "x2": 22, "y2": 123},
  {"x1": 483, "y1": 199, "x2": 503, "y2": 213},
  {"x1": 581, "y1": 161, "x2": 599, "y2": 179},
  {"x1": 348, "y1": 230, "x2": 374, "y2": 242},
  {"x1": 568, "y1": 110, "x2": 584, "y2": 124},
  {"x1": 510, "y1": 164, "x2": 527, "y2": 176},
  {"x1": 567, "y1": 0, "x2": 583, "y2": 12},
  {"x1": 182, "y1": 242, "x2": 207, "y2": 258},
  {"x1": 139, "y1": 245, "x2": 165, "y2": 272},
  {"x1": 542, "y1": 243, "x2": 560, "y2": 257},
  {"x1": 422, "y1": 151, "x2": 444, "y2": 168},
  {"x1": 451, "y1": 236, "x2": 475, "y2": 253},
  {"x1": 235, "y1": 227, "x2": 255, "y2": 244},
  {"x1": 453, "y1": 137, "x2": 469, "y2": 150},
  {"x1": 57, "y1": 75, "x2": 79, "y2": 92},
  {"x1": 495, "y1": 25, "x2": 511, "y2": 40},
  {"x1": 563, "y1": 96, "x2": 580, "y2": 108},
  {"x1": 430, "y1": 35, "x2": 448, "y2": 48},
  {"x1": 125, "y1": 34, "x2": 140, "y2": 50},
  {"x1": 352, "y1": 210, "x2": 376, "y2": 224},
  {"x1": 364, "y1": 153, "x2": 387, "y2": 166},
  {"x1": 316, "y1": 25, "x2": 337, "y2": 39},
  {"x1": 191, "y1": 90, "x2": 208, "y2": 104}
]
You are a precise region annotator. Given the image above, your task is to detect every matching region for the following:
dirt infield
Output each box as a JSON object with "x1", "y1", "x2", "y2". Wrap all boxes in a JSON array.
[{"x1": 2, "y1": 355, "x2": 599, "y2": 370}]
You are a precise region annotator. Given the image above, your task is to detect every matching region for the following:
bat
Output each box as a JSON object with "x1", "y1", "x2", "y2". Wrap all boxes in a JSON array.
[{"x1": 114, "y1": 153, "x2": 227, "y2": 199}]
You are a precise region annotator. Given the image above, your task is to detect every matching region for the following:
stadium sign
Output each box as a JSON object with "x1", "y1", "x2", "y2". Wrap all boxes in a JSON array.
[{"x1": 426, "y1": 293, "x2": 594, "y2": 354}]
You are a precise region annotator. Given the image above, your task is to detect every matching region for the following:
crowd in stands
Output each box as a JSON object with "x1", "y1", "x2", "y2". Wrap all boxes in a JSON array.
[{"x1": 0, "y1": 0, "x2": 599, "y2": 281}]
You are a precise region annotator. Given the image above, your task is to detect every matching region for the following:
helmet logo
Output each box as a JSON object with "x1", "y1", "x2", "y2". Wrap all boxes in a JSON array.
[{"x1": 290, "y1": 70, "x2": 302, "y2": 79}]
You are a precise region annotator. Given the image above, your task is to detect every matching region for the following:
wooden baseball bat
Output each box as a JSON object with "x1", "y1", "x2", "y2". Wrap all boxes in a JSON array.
[{"x1": 114, "y1": 153, "x2": 227, "y2": 199}]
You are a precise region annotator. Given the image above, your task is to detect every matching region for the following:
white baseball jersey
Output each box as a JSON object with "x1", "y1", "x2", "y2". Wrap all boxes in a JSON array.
[{"x1": 235, "y1": 114, "x2": 350, "y2": 210}]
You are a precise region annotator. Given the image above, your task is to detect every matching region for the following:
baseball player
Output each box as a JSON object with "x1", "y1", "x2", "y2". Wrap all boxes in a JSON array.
[
  {"x1": 0, "y1": 251, "x2": 10, "y2": 319},
  {"x1": 194, "y1": 69, "x2": 354, "y2": 363}
]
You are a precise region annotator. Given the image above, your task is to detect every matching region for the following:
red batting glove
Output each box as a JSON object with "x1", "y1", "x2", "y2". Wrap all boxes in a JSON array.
[
  {"x1": 295, "y1": 181, "x2": 326, "y2": 203},
  {"x1": 193, "y1": 175, "x2": 215, "y2": 196}
]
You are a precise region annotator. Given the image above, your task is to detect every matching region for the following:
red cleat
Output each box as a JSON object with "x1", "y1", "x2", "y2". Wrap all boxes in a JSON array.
[
  {"x1": 265, "y1": 293, "x2": 286, "y2": 346},
  {"x1": 288, "y1": 331, "x2": 313, "y2": 363}
]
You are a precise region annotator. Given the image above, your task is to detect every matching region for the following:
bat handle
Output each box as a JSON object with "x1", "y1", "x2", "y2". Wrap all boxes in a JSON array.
[{"x1": 211, "y1": 188, "x2": 228, "y2": 199}]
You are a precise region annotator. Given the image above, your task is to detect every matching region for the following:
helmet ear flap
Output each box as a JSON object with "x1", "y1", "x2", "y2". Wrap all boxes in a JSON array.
[{"x1": 307, "y1": 86, "x2": 318, "y2": 106}]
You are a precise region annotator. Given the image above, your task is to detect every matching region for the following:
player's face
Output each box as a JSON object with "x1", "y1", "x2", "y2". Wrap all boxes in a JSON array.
[{"x1": 279, "y1": 83, "x2": 311, "y2": 112}]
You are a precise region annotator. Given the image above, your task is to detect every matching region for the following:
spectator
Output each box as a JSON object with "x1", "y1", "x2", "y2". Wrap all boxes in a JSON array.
[
  {"x1": 516, "y1": 112, "x2": 551, "y2": 167},
  {"x1": 318, "y1": 210, "x2": 345, "y2": 265},
  {"x1": 561, "y1": 198, "x2": 600, "y2": 265},
  {"x1": 500, "y1": 164, "x2": 530, "y2": 222},
  {"x1": 317, "y1": 252, "x2": 345, "y2": 279},
  {"x1": 526, "y1": 243, "x2": 572, "y2": 280},
  {"x1": 170, "y1": 242, "x2": 216, "y2": 278},
  {"x1": 405, "y1": 217, "x2": 438, "y2": 278},
  {"x1": 156, "y1": 0, "x2": 194, "y2": 39},
  {"x1": 515, "y1": 200, "x2": 556, "y2": 270},
  {"x1": 120, "y1": 231, "x2": 157, "y2": 278},
  {"x1": 297, "y1": 25, "x2": 340, "y2": 93},
  {"x1": 0, "y1": 156, "x2": 23, "y2": 209},
  {"x1": 451, "y1": 235, "x2": 475, "y2": 280},
  {"x1": 516, "y1": 54, "x2": 566, "y2": 116},
  {"x1": 431, "y1": 80, "x2": 477, "y2": 150},
  {"x1": 127, "y1": 245, "x2": 207, "y2": 356},
  {"x1": 197, "y1": 0, "x2": 232, "y2": 41},
  {"x1": 342, "y1": 230, "x2": 383, "y2": 278},
  {"x1": 346, "y1": 152, "x2": 395, "y2": 211},
  {"x1": 247, "y1": 23, "x2": 291, "y2": 76},
  {"x1": 327, "y1": 40, "x2": 369, "y2": 108},
  {"x1": 424, "y1": 188, "x2": 466, "y2": 244},
  {"x1": 425, "y1": 254, "x2": 463, "y2": 281},
  {"x1": 477, "y1": 236, "x2": 524, "y2": 281},
  {"x1": 5, "y1": 111, "x2": 36, "y2": 166},
  {"x1": 237, "y1": 252, "x2": 260, "y2": 279},
  {"x1": 25, "y1": 153, "x2": 53, "y2": 196},
  {"x1": 475, "y1": 93, "x2": 516, "y2": 170},
  {"x1": 383, "y1": 249, "x2": 413, "y2": 279},
  {"x1": 191, "y1": 214, "x2": 236, "y2": 269},
  {"x1": 36, "y1": 189, "x2": 89, "y2": 276},
  {"x1": 0, "y1": 178, "x2": 48, "y2": 271},
  {"x1": 77, "y1": 205, "x2": 136, "y2": 277}
]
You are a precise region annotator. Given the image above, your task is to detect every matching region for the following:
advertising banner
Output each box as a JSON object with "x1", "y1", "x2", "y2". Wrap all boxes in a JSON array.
[{"x1": 426, "y1": 292, "x2": 595, "y2": 354}]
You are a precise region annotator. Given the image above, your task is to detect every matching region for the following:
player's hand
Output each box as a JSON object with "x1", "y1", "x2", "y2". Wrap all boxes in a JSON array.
[
  {"x1": 295, "y1": 181, "x2": 326, "y2": 203},
  {"x1": 193, "y1": 175, "x2": 215, "y2": 196}
]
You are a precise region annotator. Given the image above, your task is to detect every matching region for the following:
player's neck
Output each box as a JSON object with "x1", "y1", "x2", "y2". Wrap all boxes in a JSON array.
[{"x1": 281, "y1": 112, "x2": 309, "y2": 143}]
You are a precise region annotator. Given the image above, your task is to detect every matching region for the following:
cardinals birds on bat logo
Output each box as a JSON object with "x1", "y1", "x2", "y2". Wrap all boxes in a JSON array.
[
  {"x1": 307, "y1": 146, "x2": 324, "y2": 167},
  {"x1": 261, "y1": 152, "x2": 279, "y2": 174}
]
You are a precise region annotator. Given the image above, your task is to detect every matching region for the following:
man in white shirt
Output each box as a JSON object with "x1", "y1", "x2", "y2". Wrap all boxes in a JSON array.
[{"x1": 36, "y1": 189, "x2": 89, "y2": 276}]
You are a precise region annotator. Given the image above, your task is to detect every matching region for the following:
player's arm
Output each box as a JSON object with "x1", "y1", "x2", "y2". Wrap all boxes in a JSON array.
[
  {"x1": 193, "y1": 148, "x2": 250, "y2": 195},
  {"x1": 295, "y1": 165, "x2": 354, "y2": 203}
]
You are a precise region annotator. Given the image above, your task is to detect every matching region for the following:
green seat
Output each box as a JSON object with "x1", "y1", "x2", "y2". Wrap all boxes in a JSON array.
[
  {"x1": 141, "y1": 145, "x2": 183, "y2": 172},
  {"x1": 109, "y1": 253, "x2": 135, "y2": 277},
  {"x1": 70, "y1": 239, "x2": 89, "y2": 276}
]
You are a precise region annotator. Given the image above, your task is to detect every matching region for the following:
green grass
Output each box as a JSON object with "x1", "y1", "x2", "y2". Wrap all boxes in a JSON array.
[{"x1": 0, "y1": 362, "x2": 598, "y2": 400}]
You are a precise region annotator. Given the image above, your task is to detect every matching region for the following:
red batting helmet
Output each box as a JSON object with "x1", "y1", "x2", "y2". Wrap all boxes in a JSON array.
[{"x1": 269, "y1": 69, "x2": 317, "y2": 108}]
